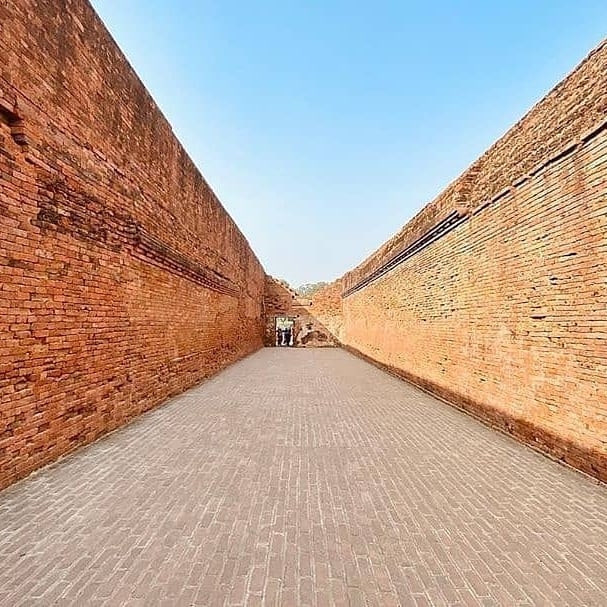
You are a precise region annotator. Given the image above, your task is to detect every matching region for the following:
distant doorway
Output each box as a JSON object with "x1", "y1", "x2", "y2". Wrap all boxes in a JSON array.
[{"x1": 275, "y1": 317, "x2": 294, "y2": 347}]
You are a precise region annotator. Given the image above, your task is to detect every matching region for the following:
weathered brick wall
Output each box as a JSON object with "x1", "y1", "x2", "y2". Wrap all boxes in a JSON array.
[
  {"x1": 263, "y1": 277, "x2": 338, "y2": 347},
  {"x1": 0, "y1": 0, "x2": 265, "y2": 489},
  {"x1": 309, "y1": 280, "x2": 343, "y2": 343},
  {"x1": 342, "y1": 41, "x2": 607, "y2": 481}
]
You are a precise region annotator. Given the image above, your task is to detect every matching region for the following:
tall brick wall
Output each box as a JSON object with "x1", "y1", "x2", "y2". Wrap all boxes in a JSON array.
[
  {"x1": 341, "y1": 41, "x2": 607, "y2": 481},
  {"x1": 0, "y1": 0, "x2": 265, "y2": 489}
]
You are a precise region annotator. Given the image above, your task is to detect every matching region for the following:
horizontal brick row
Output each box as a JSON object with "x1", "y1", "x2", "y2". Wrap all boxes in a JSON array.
[
  {"x1": 321, "y1": 39, "x2": 607, "y2": 482},
  {"x1": 0, "y1": 0, "x2": 266, "y2": 489}
]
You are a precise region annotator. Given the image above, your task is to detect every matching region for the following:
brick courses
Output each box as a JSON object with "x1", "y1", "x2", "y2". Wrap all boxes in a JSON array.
[
  {"x1": 338, "y1": 40, "x2": 607, "y2": 482},
  {"x1": 263, "y1": 277, "x2": 338, "y2": 347},
  {"x1": 0, "y1": 0, "x2": 265, "y2": 489},
  {"x1": 2, "y1": 0, "x2": 607, "y2": 491},
  {"x1": 309, "y1": 280, "x2": 344, "y2": 343},
  {"x1": 1, "y1": 349, "x2": 606, "y2": 605}
]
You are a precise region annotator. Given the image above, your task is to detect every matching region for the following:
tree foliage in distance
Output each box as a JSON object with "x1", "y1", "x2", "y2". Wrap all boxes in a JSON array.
[{"x1": 296, "y1": 282, "x2": 328, "y2": 297}]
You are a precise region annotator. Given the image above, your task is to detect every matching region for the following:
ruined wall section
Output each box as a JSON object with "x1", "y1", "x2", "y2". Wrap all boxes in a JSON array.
[
  {"x1": 263, "y1": 277, "x2": 338, "y2": 347},
  {"x1": 309, "y1": 280, "x2": 344, "y2": 343},
  {"x1": 0, "y1": 0, "x2": 265, "y2": 489},
  {"x1": 342, "y1": 41, "x2": 607, "y2": 481}
]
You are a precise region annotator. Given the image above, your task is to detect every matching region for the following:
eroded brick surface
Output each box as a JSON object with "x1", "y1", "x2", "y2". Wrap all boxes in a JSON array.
[
  {"x1": 309, "y1": 280, "x2": 343, "y2": 343},
  {"x1": 338, "y1": 41, "x2": 607, "y2": 482},
  {"x1": 263, "y1": 277, "x2": 338, "y2": 348},
  {"x1": 1, "y1": 349, "x2": 606, "y2": 606},
  {"x1": 0, "y1": 0, "x2": 265, "y2": 489}
]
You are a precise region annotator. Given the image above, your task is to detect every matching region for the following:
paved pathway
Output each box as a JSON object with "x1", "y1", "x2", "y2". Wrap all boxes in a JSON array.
[{"x1": 1, "y1": 348, "x2": 606, "y2": 606}]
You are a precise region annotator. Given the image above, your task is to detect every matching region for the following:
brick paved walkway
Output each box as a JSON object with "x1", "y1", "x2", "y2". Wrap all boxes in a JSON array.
[{"x1": 1, "y1": 348, "x2": 606, "y2": 606}]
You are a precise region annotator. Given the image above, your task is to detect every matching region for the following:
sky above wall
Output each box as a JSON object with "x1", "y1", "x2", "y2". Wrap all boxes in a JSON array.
[{"x1": 90, "y1": 0, "x2": 607, "y2": 287}]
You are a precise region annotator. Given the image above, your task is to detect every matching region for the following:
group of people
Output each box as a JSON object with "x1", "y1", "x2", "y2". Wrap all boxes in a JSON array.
[{"x1": 276, "y1": 327, "x2": 293, "y2": 347}]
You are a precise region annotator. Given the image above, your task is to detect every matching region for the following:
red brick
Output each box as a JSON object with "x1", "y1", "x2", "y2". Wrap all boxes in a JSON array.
[
  {"x1": 0, "y1": 0, "x2": 266, "y2": 489},
  {"x1": 327, "y1": 40, "x2": 607, "y2": 483}
]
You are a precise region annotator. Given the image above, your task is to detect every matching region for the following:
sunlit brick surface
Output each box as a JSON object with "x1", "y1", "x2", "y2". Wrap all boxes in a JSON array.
[
  {"x1": 1, "y1": 349, "x2": 606, "y2": 606},
  {"x1": 337, "y1": 43, "x2": 607, "y2": 480},
  {"x1": 0, "y1": 0, "x2": 265, "y2": 489}
]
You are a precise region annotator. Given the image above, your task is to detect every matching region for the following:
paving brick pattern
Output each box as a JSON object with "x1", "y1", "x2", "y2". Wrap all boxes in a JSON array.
[{"x1": 1, "y1": 348, "x2": 606, "y2": 606}]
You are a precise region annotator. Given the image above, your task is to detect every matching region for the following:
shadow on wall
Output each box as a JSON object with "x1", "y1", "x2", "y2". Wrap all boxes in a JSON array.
[
  {"x1": 331, "y1": 40, "x2": 607, "y2": 483},
  {"x1": 262, "y1": 277, "x2": 340, "y2": 348}
]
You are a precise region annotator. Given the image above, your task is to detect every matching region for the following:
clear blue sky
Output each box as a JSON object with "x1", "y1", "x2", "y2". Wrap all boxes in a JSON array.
[{"x1": 90, "y1": 1, "x2": 606, "y2": 287}]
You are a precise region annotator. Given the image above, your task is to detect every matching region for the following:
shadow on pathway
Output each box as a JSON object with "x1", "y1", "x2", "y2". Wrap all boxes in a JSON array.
[{"x1": 1, "y1": 348, "x2": 606, "y2": 606}]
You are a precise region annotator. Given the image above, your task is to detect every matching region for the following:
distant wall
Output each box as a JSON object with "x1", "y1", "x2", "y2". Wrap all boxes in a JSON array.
[
  {"x1": 0, "y1": 0, "x2": 265, "y2": 489},
  {"x1": 340, "y1": 41, "x2": 607, "y2": 481},
  {"x1": 263, "y1": 277, "x2": 338, "y2": 347},
  {"x1": 309, "y1": 280, "x2": 343, "y2": 343}
]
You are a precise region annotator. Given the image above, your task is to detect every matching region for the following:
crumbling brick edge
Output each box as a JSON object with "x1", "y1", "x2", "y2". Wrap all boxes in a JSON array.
[{"x1": 343, "y1": 345, "x2": 607, "y2": 486}]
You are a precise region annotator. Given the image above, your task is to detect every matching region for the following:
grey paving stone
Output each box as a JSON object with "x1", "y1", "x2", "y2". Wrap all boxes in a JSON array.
[{"x1": 1, "y1": 348, "x2": 606, "y2": 606}]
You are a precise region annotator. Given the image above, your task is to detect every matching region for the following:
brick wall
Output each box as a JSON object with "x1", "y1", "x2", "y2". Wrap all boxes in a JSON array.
[
  {"x1": 309, "y1": 280, "x2": 343, "y2": 343},
  {"x1": 0, "y1": 0, "x2": 265, "y2": 489},
  {"x1": 263, "y1": 277, "x2": 338, "y2": 347},
  {"x1": 341, "y1": 41, "x2": 607, "y2": 481}
]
